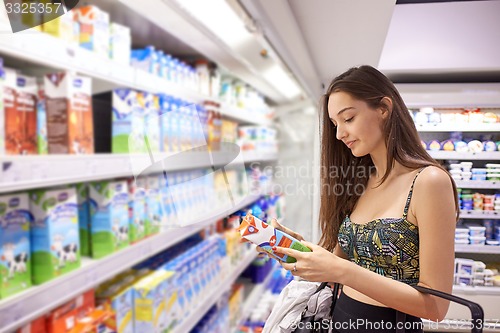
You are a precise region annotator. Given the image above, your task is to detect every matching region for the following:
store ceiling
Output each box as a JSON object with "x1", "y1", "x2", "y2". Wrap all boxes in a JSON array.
[{"x1": 241, "y1": 0, "x2": 500, "y2": 101}]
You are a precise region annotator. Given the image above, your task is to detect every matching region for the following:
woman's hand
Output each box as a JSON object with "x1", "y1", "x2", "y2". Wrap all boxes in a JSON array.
[
  {"x1": 257, "y1": 218, "x2": 304, "y2": 255},
  {"x1": 274, "y1": 241, "x2": 347, "y2": 284}
]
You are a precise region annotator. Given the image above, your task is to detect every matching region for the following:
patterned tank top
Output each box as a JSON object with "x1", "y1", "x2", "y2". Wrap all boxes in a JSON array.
[{"x1": 338, "y1": 168, "x2": 427, "y2": 286}]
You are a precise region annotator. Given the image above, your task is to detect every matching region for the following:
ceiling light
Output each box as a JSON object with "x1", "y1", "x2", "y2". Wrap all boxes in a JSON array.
[{"x1": 262, "y1": 64, "x2": 302, "y2": 100}]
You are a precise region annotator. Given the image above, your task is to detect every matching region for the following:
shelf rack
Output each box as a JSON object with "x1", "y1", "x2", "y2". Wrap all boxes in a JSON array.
[{"x1": 0, "y1": 193, "x2": 263, "y2": 332}]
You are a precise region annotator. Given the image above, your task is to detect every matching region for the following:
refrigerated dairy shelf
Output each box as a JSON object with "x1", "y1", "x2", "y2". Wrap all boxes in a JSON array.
[
  {"x1": 0, "y1": 30, "x2": 271, "y2": 126},
  {"x1": 230, "y1": 264, "x2": 279, "y2": 333},
  {"x1": 428, "y1": 151, "x2": 500, "y2": 160},
  {"x1": 455, "y1": 180, "x2": 500, "y2": 189},
  {"x1": 0, "y1": 151, "x2": 278, "y2": 194},
  {"x1": 416, "y1": 123, "x2": 500, "y2": 132},
  {"x1": 453, "y1": 285, "x2": 500, "y2": 296},
  {"x1": 0, "y1": 193, "x2": 262, "y2": 333},
  {"x1": 173, "y1": 249, "x2": 258, "y2": 333},
  {"x1": 459, "y1": 210, "x2": 500, "y2": 219},
  {"x1": 455, "y1": 244, "x2": 500, "y2": 254}
]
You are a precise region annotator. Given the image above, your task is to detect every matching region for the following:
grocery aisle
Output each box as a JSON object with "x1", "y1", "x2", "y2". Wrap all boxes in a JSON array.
[{"x1": 0, "y1": 1, "x2": 292, "y2": 332}]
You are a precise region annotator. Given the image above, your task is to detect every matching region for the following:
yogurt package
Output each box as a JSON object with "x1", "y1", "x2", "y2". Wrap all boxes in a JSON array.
[{"x1": 238, "y1": 213, "x2": 311, "y2": 263}]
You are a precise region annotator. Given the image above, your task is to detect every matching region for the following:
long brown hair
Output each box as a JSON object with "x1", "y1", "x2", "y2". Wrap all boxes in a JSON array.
[{"x1": 318, "y1": 65, "x2": 459, "y2": 252}]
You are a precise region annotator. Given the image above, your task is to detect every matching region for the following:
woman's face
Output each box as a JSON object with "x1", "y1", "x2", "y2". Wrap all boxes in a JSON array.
[{"x1": 328, "y1": 91, "x2": 387, "y2": 157}]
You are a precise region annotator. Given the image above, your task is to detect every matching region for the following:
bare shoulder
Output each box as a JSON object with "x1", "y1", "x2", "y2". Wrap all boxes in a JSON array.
[{"x1": 415, "y1": 165, "x2": 453, "y2": 190}]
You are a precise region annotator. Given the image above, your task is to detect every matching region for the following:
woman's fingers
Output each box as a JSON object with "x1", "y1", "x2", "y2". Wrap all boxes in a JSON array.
[{"x1": 270, "y1": 218, "x2": 305, "y2": 241}]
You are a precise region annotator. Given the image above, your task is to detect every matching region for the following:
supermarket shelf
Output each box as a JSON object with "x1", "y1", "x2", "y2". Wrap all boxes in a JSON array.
[
  {"x1": 453, "y1": 285, "x2": 500, "y2": 296},
  {"x1": 428, "y1": 151, "x2": 500, "y2": 161},
  {"x1": 231, "y1": 264, "x2": 278, "y2": 333},
  {"x1": 422, "y1": 319, "x2": 500, "y2": 332},
  {"x1": 459, "y1": 210, "x2": 500, "y2": 220},
  {"x1": 455, "y1": 245, "x2": 500, "y2": 254},
  {"x1": 173, "y1": 249, "x2": 258, "y2": 333},
  {"x1": 455, "y1": 180, "x2": 500, "y2": 189},
  {"x1": 0, "y1": 150, "x2": 277, "y2": 194},
  {"x1": 428, "y1": 151, "x2": 500, "y2": 160},
  {"x1": 0, "y1": 31, "x2": 270, "y2": 126},
  {"x1": 0, "y1": 193, "x2": 262, "y2": 333},
  {"x1": 416, "y1": 123, "x2": 500, "y2": 132}
]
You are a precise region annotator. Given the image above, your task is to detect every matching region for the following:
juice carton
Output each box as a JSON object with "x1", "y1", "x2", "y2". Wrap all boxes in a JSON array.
[
  {"x1": 0, "y1": 58, "x2": 5, "y2": 155},
  {"x1": 41, "y1": 10, "x2": 77, "y2": 44},
  {"x1": 74, "y1": 6, "x2": 110, "y2": 58},
  {"x1": 111, "y1": 89, "x2": 146, "y2": 154},
  {"x1": 0, "y1": 193, "x2": 32, "y2": 298},
  {"x1": 36, "y1": 82, "x2": 48, "y2": 154},
  {"x1": 44, "y1": 72, "x2": 94, "y2": 154},
  {"x1": 133, "y1": 270, "x2": 173, "y2": 333},
  {"x1": 140, "y1": 92, "x2": 160, "y2": 153},
  {"x1": 30, "y1": 187, "x2": 80, "y2": 284},
  {"x1": 97, "y1": 283, "x2": 134, "y2": 333},
  {"x1": 146, "y1": 177, "x2": 161, "y2": 236},
  {"x1": 69, "y1": 308, "x2": 114, "y2": 333},
  {"x1": 16, "y1": 315, "x2": 46, "y2": 333},
  {"x1": 89, "y1": 181, "x2": 129, "y2": 258},
  {"x1": 76, "y1": 184, "x2": 90, "y2": 256},
  {"x1": 238, "y1": 213, "x2": 311, "y2": 263},
  {"x1": 110, "y1": 23, "x2": 131, "y2": 66},
  {"x1": 127, "y1": 178, "x2": 146, "y2": 243},
  {"x1": 47, "y1": 289, "x2": 95, "y2": 333}
]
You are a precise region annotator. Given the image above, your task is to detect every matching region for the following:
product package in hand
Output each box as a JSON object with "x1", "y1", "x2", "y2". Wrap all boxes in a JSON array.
[{"x1": 238, "y1": 213, "x2": 311, "y2": 263}]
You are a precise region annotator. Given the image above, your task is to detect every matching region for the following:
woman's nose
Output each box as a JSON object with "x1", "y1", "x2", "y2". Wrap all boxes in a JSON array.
[{"x1": 336, "y1": 125, "x2": 346, "y2": 141}]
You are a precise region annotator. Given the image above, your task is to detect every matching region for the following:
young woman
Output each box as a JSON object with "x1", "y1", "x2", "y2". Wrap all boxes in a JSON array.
[{"x1": 272, "y1": 65, "x2": 458, "y2": 332}]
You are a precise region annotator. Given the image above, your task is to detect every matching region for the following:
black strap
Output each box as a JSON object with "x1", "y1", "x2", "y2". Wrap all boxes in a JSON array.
[
  {"x1": 397, "y1": 285, "x2": 484, "y2": 333},
  {"x1": 309, "y1": 282, "x2": 340, "y2": 318}
]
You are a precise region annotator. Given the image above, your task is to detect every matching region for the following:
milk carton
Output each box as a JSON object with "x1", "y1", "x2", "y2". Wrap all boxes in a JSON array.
[
  {"x1": 133, "y1": 270, "x2": 173, "y2": 333},
  {"x1": 0, "y1": 193, "x2": 31, "y2": 298},
  {"x1": 36, "y1": 82, "x2": 48, "y2": 154},
  {"x1": 74, "y1": 6, "x2": 110, "y2": 58},
  {"x1": 89, "y1": 180, "x2": 129, "y2": 258},
  {"x1": 112, "y1": 89, "x2": 146, "y2": 154},
  {"x1": 141, "y1": 92, "x2": 160, "y2": 153},
  {"x1": 158, "y1": 94, "x2": 172, "y2": 153},
  {"x1": 110, "y1": 23, "x2": 131, "y2": 66},
  {"x1": 76, "y1": 183, "x2": 90, "y2": 256},
  {"x1": 44, "y1": 72, "x2": 94, "y2": 154},
  {"x1": 4, "y1": 70, "x2": 38, "y2": 155},
  {"x1": 146, "y1": 177, "x2": 161, "y2": 236},
  {"x1": 128, "y1": 178, "x2": 146, "y2": 243},
  {"x1": 131, "y1": 46, "x2": 157, "y2": 74},
  {"x1": 15, "y1": 75, "x2": 38, "y2": 155},
  {"x1": 30, "y1": 187, "x2": 80, "y2": 284}
]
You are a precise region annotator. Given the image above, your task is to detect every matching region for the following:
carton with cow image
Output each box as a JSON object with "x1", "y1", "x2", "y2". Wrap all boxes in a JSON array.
[
  {"x1": 30, "y1": 187, "x2": 80, "y2": 285},
  {"x1": 238, "y1": 213, "x2": 311, "y2": 263},
  {"x1": 89, "y1": 180, "x2": 129, "y2": 259},
  {"x1": 0, "y1": 193, "x2": 32, "y2": 298},
  {"x1": 128, "y1": 177, "x2": 146, "y2": 243},
  {"x1": 146, "y1": 176, "x2": 162, "y2": 236}
]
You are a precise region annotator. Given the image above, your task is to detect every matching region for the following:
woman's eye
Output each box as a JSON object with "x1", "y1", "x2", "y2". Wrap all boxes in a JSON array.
[{"x1": 345, "y1": 117, "x2": 354, "y2": 123}]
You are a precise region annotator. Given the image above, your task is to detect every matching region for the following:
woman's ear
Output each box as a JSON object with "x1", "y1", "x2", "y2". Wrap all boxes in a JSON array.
[{"x1": 379, "y1": 97, "x2": 393, "y2": 119}]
